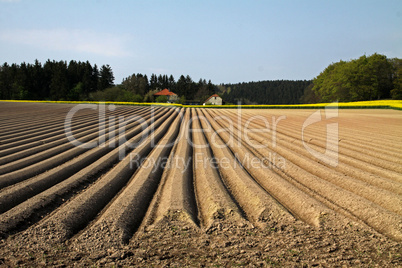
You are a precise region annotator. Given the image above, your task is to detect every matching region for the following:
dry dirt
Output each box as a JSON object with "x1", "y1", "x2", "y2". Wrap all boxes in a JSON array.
[{"x1": 0, "y1": 102, "x2": 401, "y2": 267}]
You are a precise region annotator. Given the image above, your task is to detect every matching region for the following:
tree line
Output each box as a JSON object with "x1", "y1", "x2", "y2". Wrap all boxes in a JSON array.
[
  {"x1": 0, "y1": 59, "x2": 217, "y2": 103},
  {"x1": 220, "y1": 54, "x2": 402, "y2": 104},
  {"x1": 1, "y1": 54, "x2": 401, "y2": 104},
  {"x1": 220, "y1": 80, "x2": 312, "y2": 105},
  {"x1": 0, "y1": 60, "x2": 114, "y2": 101},
  {"x1": 114, "y1": 73, "x2": 217, "y2": 103}
]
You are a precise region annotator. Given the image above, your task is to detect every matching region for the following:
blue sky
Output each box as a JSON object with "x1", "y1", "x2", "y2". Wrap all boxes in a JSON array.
[{"x1": 1, "y1": 0, "x2": 401, "y2": 84}]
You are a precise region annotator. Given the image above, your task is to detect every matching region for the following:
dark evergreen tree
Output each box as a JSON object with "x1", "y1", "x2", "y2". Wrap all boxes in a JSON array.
[
  {"x1": 91, "y1": 64, "x2": 99, "y2": 93},
  {"x1": 149, "y1": 73, "x2": 158, "y2": 90},
  {"x1": 157, "y1": 74, "x2": 163, "y2": 89},
  {"x1": 32, "y1": 59, "x2": 45, "y2": 99},
  {"x1": 98, "y1": 64, "x2": 114, "y2": 91},
  {"x1": 168, "y1": 75, "x2": 175, "y2": 90},
  {"x1": 175, "y1": 75, "x2": 186, "y2": 97},
  {"x1": 80, "y1": 61, "x2": 93, "y2": 97},
  {"x1": 0, "y1": 63, "x2": 11, "y2": 99},
  {"x1": 49, "y1": 61, "x2": 68, "y2": 100},
  {"x1": 143, "y1": 74, "x2": 149, "y2": 93}
]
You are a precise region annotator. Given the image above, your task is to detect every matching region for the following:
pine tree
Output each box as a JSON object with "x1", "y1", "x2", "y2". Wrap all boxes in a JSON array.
[
  {"x1": 98, "y1": 64, "x2": 114, "y2": 91},
  {"x1": 150, "y1": 73, "x2": 158, "y2": 90}
]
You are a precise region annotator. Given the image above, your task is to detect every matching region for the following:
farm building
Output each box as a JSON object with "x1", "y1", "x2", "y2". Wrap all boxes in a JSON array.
[
  {"x1": 153, "y1": 88, "x2": 179, "y2": 102},
  {"x1": 203, "y1": 94, "x2": 222, "y2": 105}
]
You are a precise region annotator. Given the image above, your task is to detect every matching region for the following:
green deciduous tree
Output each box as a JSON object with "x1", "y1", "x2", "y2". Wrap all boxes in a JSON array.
[
  {"x1": 121, "y1": 73, "x2": 149, "y2": 95},
  {"x1": 390, "y1": 58, "x2": 402, "y2": 99},
  {"x1": 155, "y1": 95, "x2": 168, "y2": 103},
  {"x1": 90, "y1": 86, "x2": 143, "y2": 102},
  {"x1": 312, "y1": 54, "x2": 396, "y2": 102}
]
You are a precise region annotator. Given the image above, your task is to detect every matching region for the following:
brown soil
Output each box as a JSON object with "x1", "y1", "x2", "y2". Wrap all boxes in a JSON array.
[{"x1": 0, "y1": 102, "x2": 401, "y2": 267}]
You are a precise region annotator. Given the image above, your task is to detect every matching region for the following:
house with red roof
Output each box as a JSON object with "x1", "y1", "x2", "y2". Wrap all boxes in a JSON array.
[
  {"x1": 203, "y1": 94, "x2": 222, "y2": 105},
  {"x1": 153, "y1": 88, "x2": 179, "y2": 102}
]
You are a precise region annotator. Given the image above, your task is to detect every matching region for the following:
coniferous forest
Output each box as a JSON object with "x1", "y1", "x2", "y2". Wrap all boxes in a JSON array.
[
  {"x1": 0, "y1": 53, "x2": 401, "y2": 104},
  {"x1": 0, "y1": 60, "x2": 114, "y2": 101},
  {"x1": 220, "y1": 80, "x2": 312, "y2": 105}
]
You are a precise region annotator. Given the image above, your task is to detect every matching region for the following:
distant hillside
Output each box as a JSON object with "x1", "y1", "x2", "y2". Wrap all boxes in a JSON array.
[{"x1": 220, "y1": 80, "x2": 312, "y2": 105}]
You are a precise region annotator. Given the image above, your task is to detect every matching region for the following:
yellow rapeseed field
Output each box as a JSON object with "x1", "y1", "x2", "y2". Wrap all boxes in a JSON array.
[{"x1": 1, "y1": 99, "x2": 401, "y2": 109}]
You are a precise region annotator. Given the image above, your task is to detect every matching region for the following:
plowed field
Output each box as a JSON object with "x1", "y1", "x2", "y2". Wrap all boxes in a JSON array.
[{"x1": 0, "y1": 102, "x2": 401, "y2": 267}]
